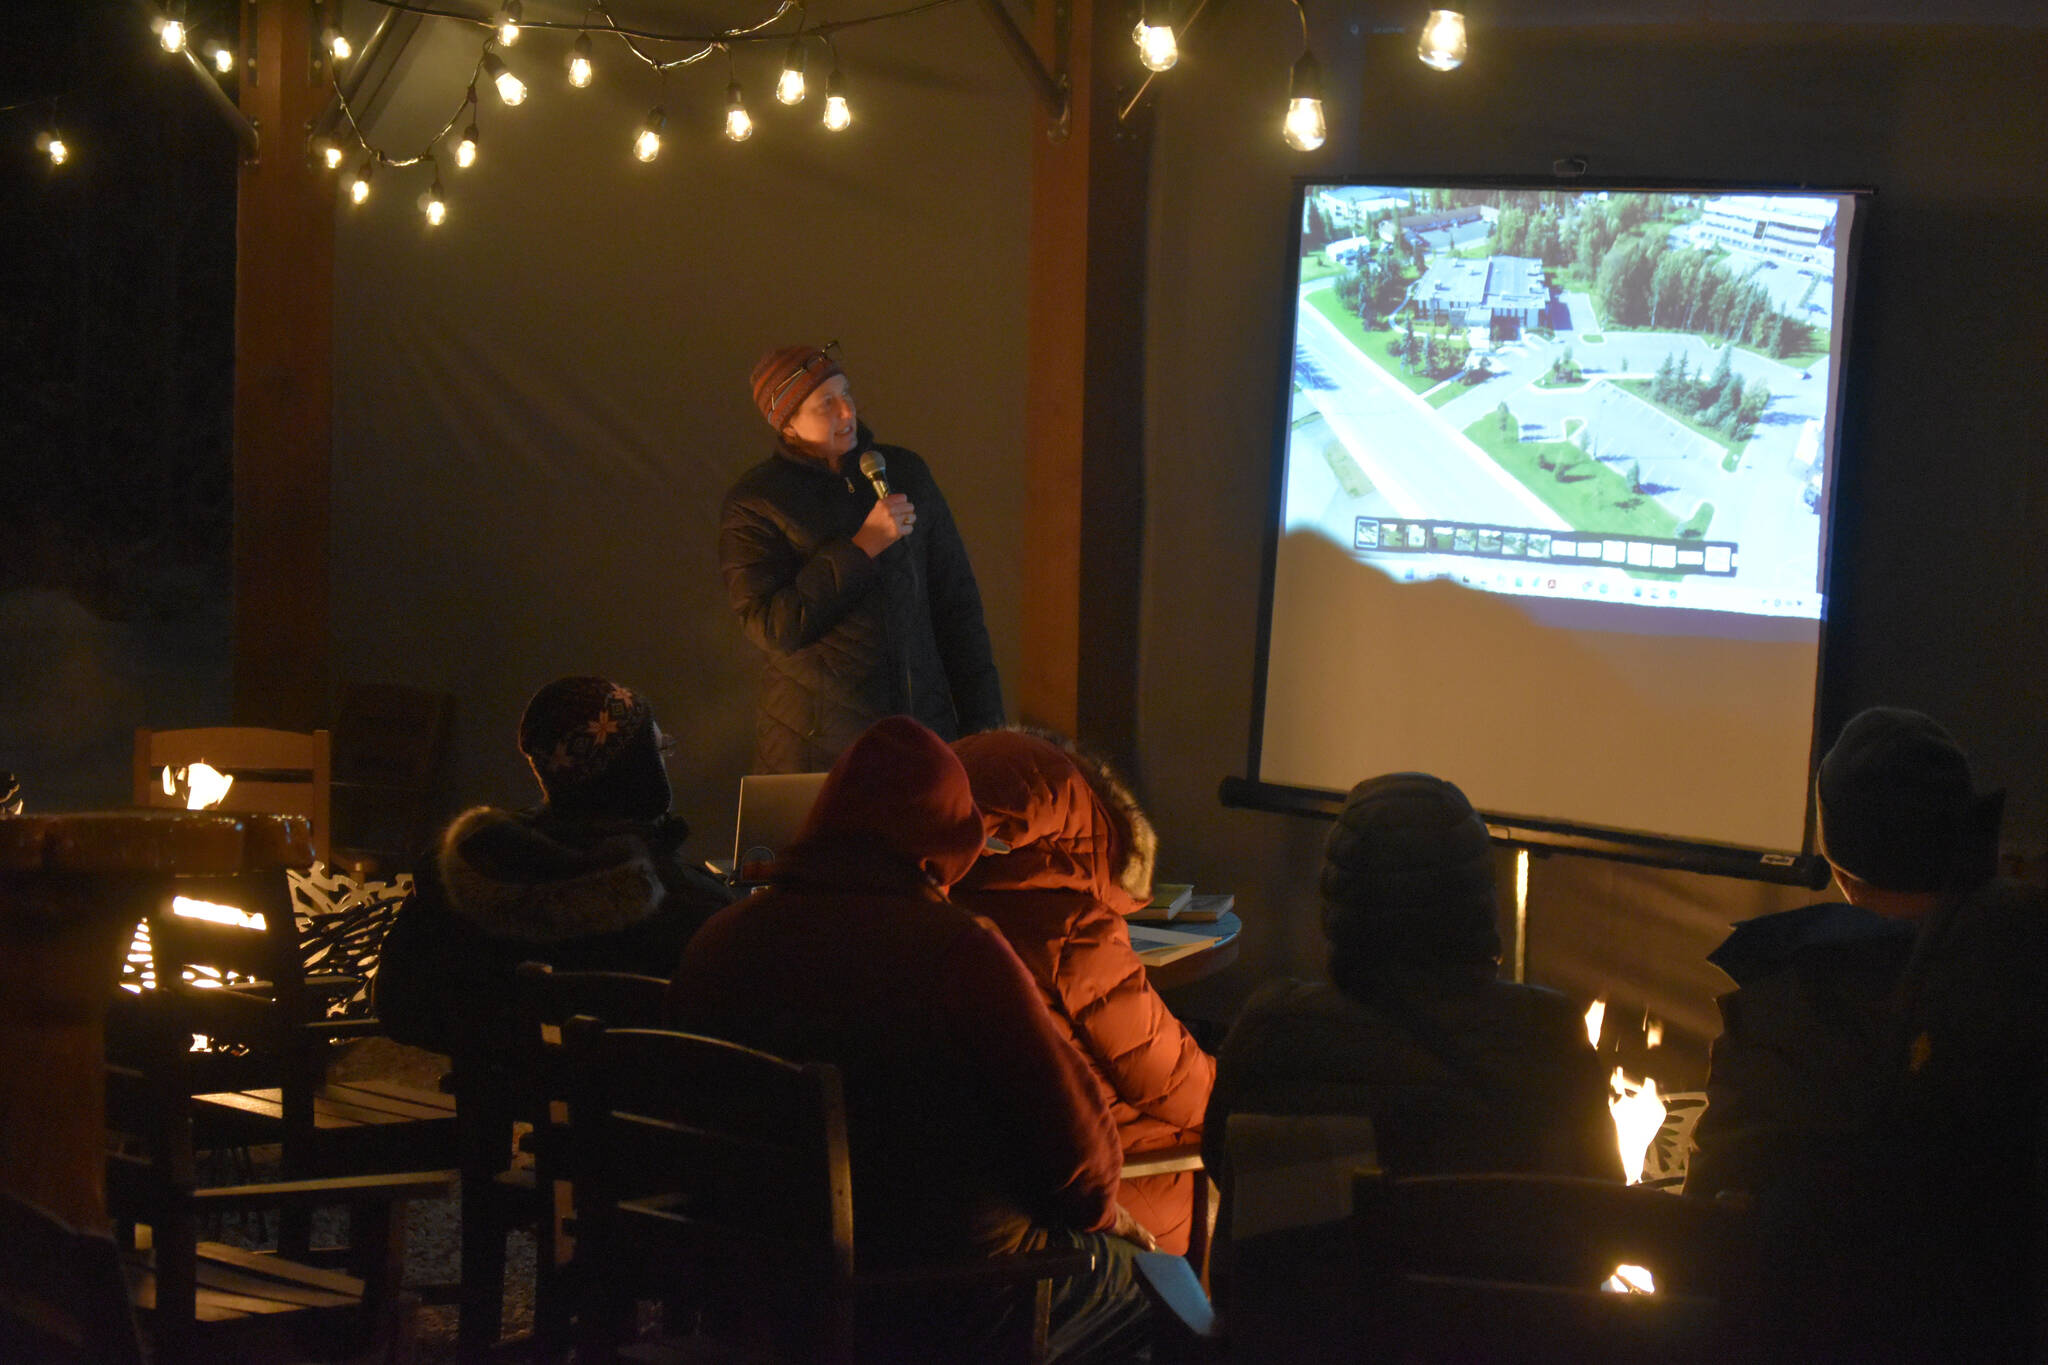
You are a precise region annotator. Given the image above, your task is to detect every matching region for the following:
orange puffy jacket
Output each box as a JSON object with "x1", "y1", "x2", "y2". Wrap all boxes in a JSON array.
[{"x1": 952, "y1": 729, "x2": 1217, "y2": 1254}]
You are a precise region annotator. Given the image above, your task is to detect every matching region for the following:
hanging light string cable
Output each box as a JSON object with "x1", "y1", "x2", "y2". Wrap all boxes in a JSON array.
[
  {"x1": 329, "y1": 50, "x2": 486, "y2": 169},
  {"x1": 355, "y1": 0, "x2": 967, "y2": 47}
]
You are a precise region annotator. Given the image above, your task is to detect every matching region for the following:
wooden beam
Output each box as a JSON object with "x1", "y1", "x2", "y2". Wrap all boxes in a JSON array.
[
  {"x1": 1020, "y1": 0, "x2": 1150, "y2": 765},
  {"x1": 233, "y1": 0, "x2": 333, "y2": 728}
]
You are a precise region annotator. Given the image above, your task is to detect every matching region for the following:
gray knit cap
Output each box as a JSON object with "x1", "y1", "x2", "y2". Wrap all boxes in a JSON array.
[
  {"x1": 1321, "y1": 772, "x2": 1501, "y2": 971},
  {"x1": 1817, "y1": 707, "x2": 1977, "y2": 893}
]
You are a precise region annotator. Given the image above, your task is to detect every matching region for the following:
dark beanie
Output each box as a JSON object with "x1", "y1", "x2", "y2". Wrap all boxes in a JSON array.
[
  {"x1": 518, "y1": 677, "x2": 666, "y2": 817},
  {"x1": 750, "y1": 344, "x2": 842, "y2": 431},
  {"x1": 1817, "y1": 707, "x2": 1977, "y2": 893},
  {"x1": 1320, "y1": 773, "x2": 1501, "y2": 972}
]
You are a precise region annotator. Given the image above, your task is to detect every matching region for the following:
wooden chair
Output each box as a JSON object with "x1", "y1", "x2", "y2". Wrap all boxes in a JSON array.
[
  {"x1": 0, "y1": 1192, "x2": 147, "y2": 1365},
  {"x1": 1347, "y1": 1167, "x2": 1751, "y2": 1364},
  {"x1": 330, "y1": 684, "x2": 453, "y2": 877},
  {"x1": 562, "y1": 1019, "x2": 1097, "y2": 1365},
  {"x1": 1120, "y1": 1142, "x2": 1214, "y2": 1284},
  {"x1": 442, "y1": 962, "x2": 670, "y2": 1362},
  {"x1": 105, "y1": 986, "x2": 457, "y2": 1364},
  {"x1": 111, "y1": 863, "x2": 457, "y2": 1263},
  {"x1": 135, "y1": 726, "x2": 333, "y2": 868}
]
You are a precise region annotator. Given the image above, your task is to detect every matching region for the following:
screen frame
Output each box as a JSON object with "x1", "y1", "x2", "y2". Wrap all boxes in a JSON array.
[{"x1": 1230, "y1": 173, "x2": 1873, "y2": 887}]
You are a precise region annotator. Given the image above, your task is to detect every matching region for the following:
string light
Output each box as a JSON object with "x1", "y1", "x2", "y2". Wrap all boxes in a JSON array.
[
  {"x1": 776, "y1": 40, "x2": 807, "y2": 105},
  {"x1": 37, "y1": 126, "x2": 68, "y2": 167},
  {"x1": 725, "y1": 80, "x2": 752, "y2": 141},
  {"x1": 634, "y1": 105, "x2": 666, "y2": 161},
  {"x1": 207, "y1": 40, "x2": 235, "y2": 74},
  {"x1": 482, "y1": 50, "x2": 526, "y2": 105},
  {"x1": 157, "y1": 4, "x2": 189, "y2": 54},
  {"x1": 1132, "y1": 0, "x2": 1177, "y2": 74},
  {"x1": 1418, "y1": 10, "x2": 1467, "y2": 71},
  {"x1": 496, "y1": 0, "x2": 523, "y2": 47},
  {"x1": 421, "y1": 170, "x2": 447, "y2": 225},
  {"x1": 823, "y1": 65, "x2": 850, "y2": 131},
  {"x1": 1282, "y1": 51, "x2": 1325, "y2": 150},
  {"x1": 455, "y1": 120, "x2": 479, "y2": 167},
  {"x1": 317, "y1": 137, "x2": 345, "y2": 169},
  {"x1": 349, "y1": 155, "x2": 374, "y2": 204},
  {"x1": 323, "y1": 26, "x2": 352, "y2": 61},
  {"x1": 569, "y1": 33, "x2": 594, "y2": 87}
]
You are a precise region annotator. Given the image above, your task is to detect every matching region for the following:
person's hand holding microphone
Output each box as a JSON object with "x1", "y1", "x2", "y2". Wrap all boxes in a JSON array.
[{"x1": 852, "y1": 449, "x2": 917, "y2": 557}]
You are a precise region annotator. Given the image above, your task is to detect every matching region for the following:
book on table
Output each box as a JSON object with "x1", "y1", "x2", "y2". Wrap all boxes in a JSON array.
[
  {"x1": 1127, "y1": 923, "x2": 1214, "y2": 968},
  {"x1": 1129, "y1": 883, "x2": 1193, "y2": 923}
]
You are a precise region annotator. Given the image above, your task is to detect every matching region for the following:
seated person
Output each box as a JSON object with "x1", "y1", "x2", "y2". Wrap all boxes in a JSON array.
[
  {"x1": 375, "y1": 676, "x2": 732, "y2": 1057},
  {"x1": 951, "y1": 728, "x2": 1215, "y2": 1256},
  {"x1": 1688, "y1": 707, "x2": 2047, "y2": 1361},
  {"x1": 667, "y1": 716, "x2": 1154, "y2": 1364},
  {"x1": 1205, "y1": 772, "x2": 1620, "y2": 1185}
]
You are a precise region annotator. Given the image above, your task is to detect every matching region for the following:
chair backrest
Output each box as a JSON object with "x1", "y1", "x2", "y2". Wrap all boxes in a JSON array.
[
  {"x1": 1212, "y1": 1113, "x2": 1383, "y2": 1364},
  {"x1": 1350, "y1": 1169, "x2": 1750, "y2": 1364},
  {"x1": 135, "y1": 726, "x2": 332, "y2": 866},
  {"x1": 563, "y1": 1018, "x2": 855, "y2": 1359},
  {"x1": 330, "y1": 684, "x2": 453, "y2": 869},
  {"x1": 0, "y1": 1193, "x2": 146, "y2": 1365}
]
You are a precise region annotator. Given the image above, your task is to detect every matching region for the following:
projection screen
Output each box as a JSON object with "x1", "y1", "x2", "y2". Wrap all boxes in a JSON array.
[{"x1": 1240, "y1": 181, "x2": 1867, "y2": 880}]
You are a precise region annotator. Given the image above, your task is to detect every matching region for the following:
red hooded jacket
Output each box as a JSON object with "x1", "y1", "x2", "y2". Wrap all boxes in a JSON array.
[
  {"x1": 951, "y1": 730, "x2": 1217, "y2": 1254},
  {"x1": 667, "y1": 717, "x2": 1122, "y2": 1260}
]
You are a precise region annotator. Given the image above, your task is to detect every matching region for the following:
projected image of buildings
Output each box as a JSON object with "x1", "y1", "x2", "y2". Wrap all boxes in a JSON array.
[{"x1": 1285, "y1": 186, "x2": 1848, "y2": 620}]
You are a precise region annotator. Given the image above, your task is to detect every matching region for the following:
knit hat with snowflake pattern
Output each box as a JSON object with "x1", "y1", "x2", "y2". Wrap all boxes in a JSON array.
[{"x1": 517, "y1": 676, "x2": 667, "y2": 818}]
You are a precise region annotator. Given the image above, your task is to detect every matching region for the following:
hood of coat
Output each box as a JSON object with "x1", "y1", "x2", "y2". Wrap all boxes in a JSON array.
[
  {"x1": 950, "y1": 729, "x2": 1153, "y2": 914},
  {"x1": 437, "y1": 805, "x2": 669, "y2": 943},
  {"x1": 781, "y1": 716, "x2": 987, "y2": 893}
]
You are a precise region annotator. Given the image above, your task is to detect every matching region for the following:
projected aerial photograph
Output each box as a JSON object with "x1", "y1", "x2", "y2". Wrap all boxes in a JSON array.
[{"x1": 1285, "y1": 185, "x2": 1848, "y2": 618}]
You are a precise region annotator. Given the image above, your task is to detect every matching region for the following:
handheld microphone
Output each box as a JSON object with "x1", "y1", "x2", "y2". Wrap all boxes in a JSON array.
[{"x1": 858, "y1": 449, "x2": 890, "y2": 500}]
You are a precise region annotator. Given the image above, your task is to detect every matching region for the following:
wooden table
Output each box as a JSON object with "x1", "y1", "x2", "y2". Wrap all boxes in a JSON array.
[{"x1": 0, "y1": 811, "x2": 312, "y2": 1229}]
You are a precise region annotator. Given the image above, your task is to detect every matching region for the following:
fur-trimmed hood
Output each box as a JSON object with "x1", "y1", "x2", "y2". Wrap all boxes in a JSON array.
[{"x1": 437, "y1": 805, "x2": 674, "y2": 943}]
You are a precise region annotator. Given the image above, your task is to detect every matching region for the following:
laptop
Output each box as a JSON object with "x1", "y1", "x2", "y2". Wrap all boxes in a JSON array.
[{"x1": 731, "y1": 772, "x2": 829, "y2": 882}]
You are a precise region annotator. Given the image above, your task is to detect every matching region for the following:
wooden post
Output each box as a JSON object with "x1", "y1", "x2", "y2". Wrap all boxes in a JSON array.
[
  {"x1": 1020, "y1": 0, "x2": 1150, "y2": 766},
  {"x1": 233, "y1": 0, "x2": 333, "y2": 728}
]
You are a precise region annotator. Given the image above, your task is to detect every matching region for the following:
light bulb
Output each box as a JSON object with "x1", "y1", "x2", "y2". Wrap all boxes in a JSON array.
[
  {"x1": 43, "y1": 132, "x2": 68, "y2": 166},
  {"x1": 159, "y1": 18, "x2": 187, "y2": 53},
  {"x1": 1134, "y1": 23, "x2": 1177, "y2": 73},
  {"x1": 208, "y1": 41, "x2": 235, "y2": 73},
  {"x1": 455, "y1": 124, "x2": 479, "y2": 168},
  {"x1": 422, "y1": 178, "x2": 446, "y2": 226},
  {"x1": 777, "y1": 42, "x2": 806, "y2": 104},
  {"x1": 319, "y1": 139, "x2": 344, "y2": 170},
  {"x1": 349, "y1": 157, "x2": 373, "y2": 204},
  {"x1": 569, "y1": 34, "x2": 593, "y2": 88},
  {"x1": 1418, "y1": 9, "x2": 1466, "y2": 71},
  {"x1": 1283, "y1": 51, "x2": 1325, "y2": 151},
  {"x1": 323, "y1": 26, "x2": 351, "y2": 61},
  {"x1": 822, "y1": 68, "x2": 850, "y2": 131},
  {"x1": 1283, "y1": 96, "x2": 1325, "y2": 150},
  {"x1": 497, "y1": 0, "x2": 522, "y2": 46},
  {"x1": 483, "y1": 52, "x2": 525, "y2": 106},
  {"x1": 634, "y1": 107, "x2": 665, "y2": 162},
  {"x1": 725, "y1": 83, "x2": 752, "y2": 141}
]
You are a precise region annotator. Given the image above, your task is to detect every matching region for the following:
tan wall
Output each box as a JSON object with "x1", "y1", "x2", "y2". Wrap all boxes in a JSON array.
[{"x1": 330, "y1": 7, "x2": 1032, "y2": 842}]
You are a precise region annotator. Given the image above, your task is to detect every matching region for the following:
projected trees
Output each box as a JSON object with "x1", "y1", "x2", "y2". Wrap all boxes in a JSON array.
[
  {"x1": 1646, "y1": 347, "x2": 1774, "y2": 444},
  {"x1": 1596, "y1": 241, "x2": 1816, "y2": 359}
]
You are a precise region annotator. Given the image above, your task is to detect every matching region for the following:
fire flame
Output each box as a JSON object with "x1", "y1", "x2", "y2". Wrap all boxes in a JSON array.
[
  {"x1": 127, "y1": 760, "x2": 267, "y2": 1017},
  {"x1": 1589, "y1": 998, "x2": 1667, "y2": 1295},
  {"x1": 161, "y1": 762, "x2": 234, "y2": 811}
]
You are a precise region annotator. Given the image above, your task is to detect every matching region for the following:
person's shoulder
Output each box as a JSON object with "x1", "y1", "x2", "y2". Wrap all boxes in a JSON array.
[
  {"x1": 1707, "y1": 900, "x2": 1910, "y2": 988},
  {"x1": 722, "y1": 452, "x2": 801, "y2": 502},
  {"x1": 1230, "y1": 978, "x2": 1356, "y2": 1037},
  {"x1": 875, "y1": 442, "x2": 937, "y2": 484}
]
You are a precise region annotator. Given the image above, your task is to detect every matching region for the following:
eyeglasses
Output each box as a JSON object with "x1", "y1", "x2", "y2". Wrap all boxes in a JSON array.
[{"x1": 767, "y1": 339, "x2": 840, "y2": 413}]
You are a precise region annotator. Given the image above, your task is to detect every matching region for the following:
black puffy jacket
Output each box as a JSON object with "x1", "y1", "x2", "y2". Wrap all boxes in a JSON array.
[{"x1": 719, "y1": 430, "x2": 1003, "y2": 772}]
